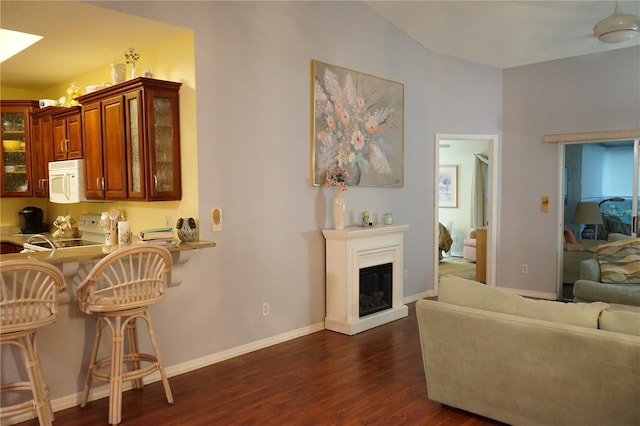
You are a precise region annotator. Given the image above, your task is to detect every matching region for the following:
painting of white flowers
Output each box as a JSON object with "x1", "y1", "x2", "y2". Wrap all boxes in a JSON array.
[{"x1": 312, "y1": 60, "x2": 404, "y2": 187}]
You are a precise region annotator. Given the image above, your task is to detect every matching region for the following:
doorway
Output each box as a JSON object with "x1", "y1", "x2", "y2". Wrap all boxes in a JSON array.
[
  {"x1": 558, "y1": 138, "x2": 639, "y2": 300},
  {"x1": 434, "y1": 134, "x2": 500, "y2": 292}
]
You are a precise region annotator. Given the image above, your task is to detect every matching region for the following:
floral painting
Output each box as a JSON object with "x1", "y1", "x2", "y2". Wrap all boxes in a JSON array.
[{"x1": 312, "y1": 60, "x2": 404, "y2": 187}]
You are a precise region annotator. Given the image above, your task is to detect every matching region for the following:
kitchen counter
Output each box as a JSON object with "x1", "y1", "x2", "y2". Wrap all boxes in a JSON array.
[
  {"x1": 1, "y1": 226, "x2": 216, "y2": 303},
  {"x1": 0, "y1": 240, "x2": 215, "y2": 264},
  {"x1": 1, "y1": 226, "x2": 215, "y2": 264}
]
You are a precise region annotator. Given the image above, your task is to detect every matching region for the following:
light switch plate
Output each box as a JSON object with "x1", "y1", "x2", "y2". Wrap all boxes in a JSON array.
[
  {"x1": 541, "y1": 196, "x2": 549, "y2": 212},
  {"x1": 211, "y1": 207, "x2": 222, "y2": 232}
]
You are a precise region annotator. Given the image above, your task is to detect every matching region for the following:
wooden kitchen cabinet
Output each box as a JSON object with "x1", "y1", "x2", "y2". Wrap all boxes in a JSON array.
[
  {"x1": 77, "y1": 77, "x2": 182, "y2": 201},
  {"x1": 30, "y1": 106, "x2": 63, "y2": 197},
  {"x1": 1, "y1": 100, "x2": 39, "y2": 197},
  {"x1": 52, "y1": 106, "x2": 83, "y2": 160}
]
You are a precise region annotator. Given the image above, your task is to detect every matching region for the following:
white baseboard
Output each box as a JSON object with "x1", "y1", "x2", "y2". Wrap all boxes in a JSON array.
[{"x1": 404, "y1": 290, "x2": 436, "y2": 303}]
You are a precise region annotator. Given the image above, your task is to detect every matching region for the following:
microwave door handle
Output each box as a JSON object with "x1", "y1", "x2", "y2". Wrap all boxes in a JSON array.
[{"x1": 63, "y1": 171, "x2": 70, "y2": 200}]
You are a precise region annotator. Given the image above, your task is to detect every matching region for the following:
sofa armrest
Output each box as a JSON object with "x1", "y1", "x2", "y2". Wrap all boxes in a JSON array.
[{"x1": 580, "y1": 258, "x2": 600, "y2": 281}]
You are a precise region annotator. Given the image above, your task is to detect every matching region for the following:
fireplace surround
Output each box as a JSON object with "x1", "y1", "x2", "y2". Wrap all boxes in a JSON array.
[{"x1": 322, "y1": 224, "x2": 409, "y2": 335}]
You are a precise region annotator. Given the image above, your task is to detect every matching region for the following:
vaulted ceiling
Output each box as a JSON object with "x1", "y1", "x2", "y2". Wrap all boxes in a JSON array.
[{"x1": 1, "y1": 1, "x2": 639, "y2": 90}]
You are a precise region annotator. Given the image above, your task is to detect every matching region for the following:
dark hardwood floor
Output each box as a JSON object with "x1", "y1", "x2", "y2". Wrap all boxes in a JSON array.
[{"x1": 17, "y1": 303, "x2": 503, "y2": 425}]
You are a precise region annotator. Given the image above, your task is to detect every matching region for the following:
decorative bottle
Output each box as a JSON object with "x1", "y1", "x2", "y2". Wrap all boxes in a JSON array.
[{"x1": 333, "y1": 191, "x2": 345, "y2": 230}]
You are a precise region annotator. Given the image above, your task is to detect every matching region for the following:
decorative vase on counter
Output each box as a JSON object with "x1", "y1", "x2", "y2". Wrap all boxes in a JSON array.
[
  {"x1": 111, "y1": 63, "x2": 125, "y2": 85},
  {"x1": 177, "y1": 217, "x2": 198, "y2": 242},
  {"x1": 333, "y1": 190, "x2": 346, "y2": 230}
]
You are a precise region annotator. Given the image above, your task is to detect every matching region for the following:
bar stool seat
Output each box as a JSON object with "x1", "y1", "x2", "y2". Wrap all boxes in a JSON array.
[
  {"x1": 1, "y1": 259, "x2": 66, "y2": 426},
  {"x1": 77, "y1": 245, "x2": 174, "y2": 425}
]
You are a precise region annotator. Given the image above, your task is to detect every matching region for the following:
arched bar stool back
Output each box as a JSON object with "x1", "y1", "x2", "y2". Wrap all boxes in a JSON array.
[
  {"x1": 0, "y1": 259, "x2": 66, "y2": 426},
  {"x1": 77, "y1": 245, "x2": 174, "y2": 425}
]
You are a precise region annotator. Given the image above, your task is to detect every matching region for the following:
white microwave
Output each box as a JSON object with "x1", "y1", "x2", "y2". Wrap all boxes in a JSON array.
[{"x1": 48, "y1": 159, "x2": 87, "y2": 204}]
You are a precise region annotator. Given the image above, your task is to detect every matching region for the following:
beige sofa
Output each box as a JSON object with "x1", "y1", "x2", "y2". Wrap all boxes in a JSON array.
[{"x1": 417, "y1": 276, "x2": 640, "y2": 426}]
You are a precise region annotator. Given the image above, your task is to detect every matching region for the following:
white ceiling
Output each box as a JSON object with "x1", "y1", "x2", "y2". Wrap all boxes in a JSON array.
[
  {"x1": 1, "y1": 1, "x2": 639, "y2": 91},
  {"x1": 366, "y1": 0, "x2": 640, "y2": 68}
]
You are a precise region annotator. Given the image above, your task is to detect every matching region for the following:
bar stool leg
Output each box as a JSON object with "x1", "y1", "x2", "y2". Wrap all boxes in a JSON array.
[
  {"x1": 81, "y1": 317, "x2": 104, "y2": 408},
  {"x1": 29, "y1": 334, "x2": 55, "y2": 423},
  {"x1": 109, "y1": 316, "x2": 125, "y2": 425},
  {"x1": 23, "y1": 333, "x2": 52, "y2": 426},
  {"x1": 144, "y1": 311, "x2": 174, "y2": 404},
  {"x1": 125, "y1": 320, "x2": 143, "y2": 389}
]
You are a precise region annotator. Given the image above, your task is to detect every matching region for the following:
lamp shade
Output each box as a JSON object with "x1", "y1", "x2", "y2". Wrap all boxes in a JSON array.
[{"x1": 573, "y1": 202, "x2": 604, "y2": 225}]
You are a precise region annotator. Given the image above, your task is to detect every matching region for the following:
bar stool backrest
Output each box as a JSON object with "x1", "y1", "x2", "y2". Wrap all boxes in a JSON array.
[
  {"x1": 77, "y1": 245, "x2": 173, "y2": 314},
  {"x1": 0, "y1": 260, "x2": 66, "y2": 334}
]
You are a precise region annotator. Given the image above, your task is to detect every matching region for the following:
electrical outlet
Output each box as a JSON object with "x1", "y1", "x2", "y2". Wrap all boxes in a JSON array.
[
  {"x1": 262, "y1": 302, "x2": 269, "y2": 316},
  {"x1": 166, "y1": 216, "x2": 173, "y2": 228},
  {"x1": 521, "y1": 264, "x2": 529, "y2": 274},
  {"x1": 211, "y1": 207, "x2": 222, "y2": 232}
]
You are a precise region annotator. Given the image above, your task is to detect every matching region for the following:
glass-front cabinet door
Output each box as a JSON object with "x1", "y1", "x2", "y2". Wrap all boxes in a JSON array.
[
  {"x1": 147, "y1": 88, "x2": 181, "y2": 200},
  {"x1": 1, "y1": 101, "x2": 38, "y2": 197},
  {"x1": 126, "y1": 91, "x2": 145, "y2": 199}
]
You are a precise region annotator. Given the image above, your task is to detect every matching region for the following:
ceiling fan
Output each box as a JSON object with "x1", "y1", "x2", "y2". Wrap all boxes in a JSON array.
[{"x1": 593, "y1": 0, "x2": 640, "y2": 43}]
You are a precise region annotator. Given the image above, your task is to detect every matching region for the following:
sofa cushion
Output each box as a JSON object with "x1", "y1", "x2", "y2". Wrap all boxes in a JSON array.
[
  {"x1": 438, "y1": 276, "x2": 608, "y2": 329},
  {"x1": 607, "y1": 233, "x2": 634, "y2": 243},
  {"x1": 599, "y1": 307, "x2": 640, "y2": 336},
  {"x1": 438, "y1": 276, "x2": 522, "y2": 315},
  {"x1": 597, "y1": 239, "x2": 640, "y2": 284},
  {"x1": 514, "y1": 298, "x2": 608, "y2": 329}
]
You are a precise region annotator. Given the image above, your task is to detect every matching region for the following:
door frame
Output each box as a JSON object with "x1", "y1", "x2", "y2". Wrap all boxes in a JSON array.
[
  {"x1": 556, "y1": 137, "x2": 640, "y2": 299},
  {"x1": 433, "y1": 133, "x2": 501, "y2": 293}
]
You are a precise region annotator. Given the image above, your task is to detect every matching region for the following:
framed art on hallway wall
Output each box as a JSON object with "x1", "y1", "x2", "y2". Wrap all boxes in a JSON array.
[
  {"x1": 439, "y1": 165, "x2": 458, "y2": 208},
  {"x1": 311, "y1": 60, "x2": 404, "y2": 188}
]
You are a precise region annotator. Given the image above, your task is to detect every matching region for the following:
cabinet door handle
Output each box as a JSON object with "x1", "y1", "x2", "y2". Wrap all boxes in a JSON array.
[
  {"x1": 65, "y1": 139, "x2": 69, "y2": 152},
  {"x1": 101, "y1": 177, "x2": 105, "y2": 190},
  {"x1": 60, "y1": 140, "x2": 65, "y2": 153},
  {"x1": 153, "y1": 174, "x2": 158, "y2": 190}
]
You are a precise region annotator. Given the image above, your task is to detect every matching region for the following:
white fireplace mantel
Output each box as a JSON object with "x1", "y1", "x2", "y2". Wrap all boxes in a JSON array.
[{"x1": 322, "y1": 224, "x2": 409, "y2": 335}]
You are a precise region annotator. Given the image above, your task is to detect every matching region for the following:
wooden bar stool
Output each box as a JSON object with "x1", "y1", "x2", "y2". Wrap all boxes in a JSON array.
[
  {"x1": 0, "y1": 259, "x2": 66, "y2": 426},
  {"x1": 76, "y1": 245, "x2": 174, "y2": 425}
]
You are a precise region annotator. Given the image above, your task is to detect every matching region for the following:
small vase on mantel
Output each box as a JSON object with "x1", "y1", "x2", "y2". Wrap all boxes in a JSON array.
[{"x1": 333, "y1": 190, "x2": 346, "y2": 230}]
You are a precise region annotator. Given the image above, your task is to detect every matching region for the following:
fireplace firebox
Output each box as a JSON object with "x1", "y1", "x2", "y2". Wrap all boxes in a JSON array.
[{"x1": 359, "y1": 263, "x2": 392, "y2": 317}]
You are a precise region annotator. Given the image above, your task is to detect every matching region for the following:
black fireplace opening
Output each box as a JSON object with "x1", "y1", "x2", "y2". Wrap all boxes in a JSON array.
[{"x1": 359, "y1": 263, "x2": 392, "y2": 317}]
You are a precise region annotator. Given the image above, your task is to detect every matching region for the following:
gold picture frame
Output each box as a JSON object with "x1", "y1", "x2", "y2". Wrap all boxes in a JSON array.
[
  {"x1": 311, "y1": 60, "x2": 404, "y2": 187},
  {"x1": 439, "y1": 165, "x2": 458, "y2": 208}
]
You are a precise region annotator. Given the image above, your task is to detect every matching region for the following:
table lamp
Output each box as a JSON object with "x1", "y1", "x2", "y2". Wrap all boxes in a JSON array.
[{"x1": 573, "y1": 202, "x2": 604, "y2": 240}]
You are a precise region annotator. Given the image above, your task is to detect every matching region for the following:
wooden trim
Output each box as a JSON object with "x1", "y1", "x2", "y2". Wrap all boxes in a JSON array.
[
  {"x1": 476, "y1": 228, "x2": 487, "y2": 284},
  {"x1": 543, "y1": 129, "x2": 640, "y2": 143}
]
